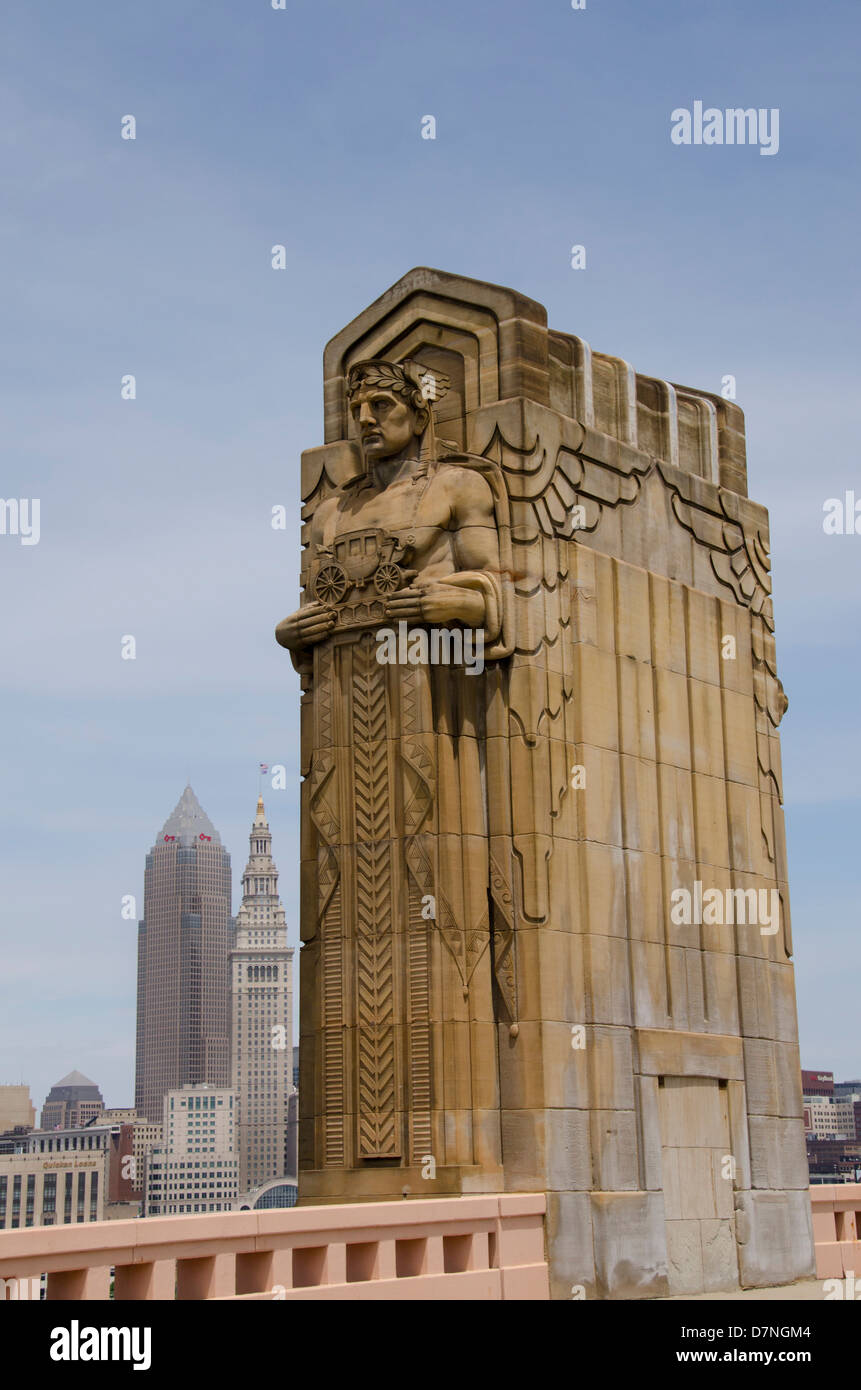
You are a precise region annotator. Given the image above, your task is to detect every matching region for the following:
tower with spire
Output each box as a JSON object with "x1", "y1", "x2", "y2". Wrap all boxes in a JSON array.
[
  {"x1": 135, "y1": 786, "x2": 232, "y2": 1124},
  {"x1": 229, "y1": 795, "x2": 295, "y2": 1192}
]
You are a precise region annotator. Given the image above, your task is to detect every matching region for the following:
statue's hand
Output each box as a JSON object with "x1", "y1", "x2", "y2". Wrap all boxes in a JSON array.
[
  {"x1": 275, "y1": 602, "x2": 336, "y2": 650},
  {"x1": 384, "y1": 581, "x2": 485, "y2": 628}
]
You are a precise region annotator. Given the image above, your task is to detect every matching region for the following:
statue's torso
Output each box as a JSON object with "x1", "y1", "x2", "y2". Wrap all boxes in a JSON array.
[{"x1": 313, "y1": 466, "x2": 467, "y2": 602}]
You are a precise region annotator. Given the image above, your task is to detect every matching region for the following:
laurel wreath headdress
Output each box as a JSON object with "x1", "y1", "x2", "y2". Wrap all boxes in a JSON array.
[{"x1": 346, "y1": 359, "x2": 451, "y2": 412}]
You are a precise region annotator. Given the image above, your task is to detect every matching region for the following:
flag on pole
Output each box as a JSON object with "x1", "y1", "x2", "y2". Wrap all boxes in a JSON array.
[{"x1": 259, "y1": 763, "x2": 268, "y2": 774}]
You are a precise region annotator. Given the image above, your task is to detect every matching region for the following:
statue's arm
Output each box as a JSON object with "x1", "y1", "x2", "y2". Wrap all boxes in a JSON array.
[
  {"x1": 382, "y1": 469, "x2": 503, "y2": 638},
  {"x1": 275, "y1": 498, "x2": 338, "y2": 652}
]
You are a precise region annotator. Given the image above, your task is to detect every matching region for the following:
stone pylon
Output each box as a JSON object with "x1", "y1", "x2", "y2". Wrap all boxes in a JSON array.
[{"x1": 277, "y1": 267, "x2": 815, "y2": 1298}]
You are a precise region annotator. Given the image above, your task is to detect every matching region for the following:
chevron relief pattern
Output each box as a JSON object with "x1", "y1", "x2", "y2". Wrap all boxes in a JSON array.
[
  {"x1": 401, "y1": 736, "x2": 434, "y2": 835},
  {"x1": 401, "y1": 662, "x2": 419, "y2": 735},
  {"x1": 352, "y1": 636, "x2": 399, "y2": 1158},
  {"x1": 353, "y1": 632, "x2": 387, "y2": 751},
  {"x1": 355, "y1": 838, "x2": 397, "y2": 1157},
  {"x1": 315, "y1": 641, "x2": 334, "y2": 747},
  {"x1": 323, "y1": 882, "x2": 344, "y2": 1166},
  {"x1": 407, "y1": 878, "x2": 432, "y2": 1163},
  {"x1": 490, "y1": 854, "x2": 518, "y2": 1020}
]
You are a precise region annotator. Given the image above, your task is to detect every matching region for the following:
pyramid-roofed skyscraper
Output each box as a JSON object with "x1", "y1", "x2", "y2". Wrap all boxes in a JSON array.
[
  {"x1": 159, "y1": 786, "x2": 222, "y2": 844},
  {"x1": 40, "y1": 1070, "x2": 104, "y2": 1130},
  {"x1": 135, "y1": 786, "x2": 232, "y2": 1123}
]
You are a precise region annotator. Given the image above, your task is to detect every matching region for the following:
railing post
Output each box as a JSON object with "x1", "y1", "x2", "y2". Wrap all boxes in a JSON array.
[
  {"x1": 471, "y1": 1231, "x2": 490, "y2": 1270},
  {"x1": 268, "y1": 1247, "x2": 293, "y2": 1296},
  {"x1": 326, "y1": 1242, "x2": 347, "y2": 1285},
  {"x1": 424, "y1": 1236, "x2": 445, "y2": 1276},
  {"x1": 377, "y1": 1241, "x2": 397, "y2": 1280}
]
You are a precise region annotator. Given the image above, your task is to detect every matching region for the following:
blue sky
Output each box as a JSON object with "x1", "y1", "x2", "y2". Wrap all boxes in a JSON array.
[{"x1": 1, "y1": 0, "x2": 859, "y2": 1109}]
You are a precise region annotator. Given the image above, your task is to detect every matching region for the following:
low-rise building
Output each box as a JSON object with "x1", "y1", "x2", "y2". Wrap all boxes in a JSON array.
[
  {"x1": 234, "y1": 1177, "x2": 298, "y2": 1211},
  {"x1": 6, "y1": 1120, "x2": 142, "y2": 1222},
  {"x1": 804, "y1": 1096, "x2": 858, "y2": 1139},
  {"x1": 144, "y1": 1084, "x2": 238, "y2": 1217},
  {"x1": 807, "y1": 1136, "x2": 861, "y2": 1184},
  {"x1": 129, "y1": 1118, "x2": 162, "y2": 1193},
  {"x1": 0, "y1": 1149, "x2": 105, "y2": 1229},
  {"x1": 0, "y1": 1085, "x2": 36, "y2": 1132}
]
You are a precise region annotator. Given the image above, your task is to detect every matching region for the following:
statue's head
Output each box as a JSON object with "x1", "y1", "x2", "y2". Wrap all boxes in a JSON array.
[{"x1": 347, "y1": 360, "x2": 449, "y2": 463}]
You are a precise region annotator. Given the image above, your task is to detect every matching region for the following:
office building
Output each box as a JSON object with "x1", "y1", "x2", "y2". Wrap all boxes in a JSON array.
[
  {"x1": 135, "y1": 786, "x2": 232, "y2": 1122},
  {"x1": 229, "y1": 797, "x2": 294, "y2": 1190},
  {"x1": 0, "y1": 1085, "x2": 35, "y2": 1133},
  {"x1": 144, "y1": 1084, "x2": 238, "y2": 1216},
  {"x1": 40, "y1": 1071, "x2": 104, "y2": 1130}
]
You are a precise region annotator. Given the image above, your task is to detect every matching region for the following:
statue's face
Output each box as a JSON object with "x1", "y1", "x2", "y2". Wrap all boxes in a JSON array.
[{"x1": 349, "y1": 386, "x2": 423, "y2": 461}]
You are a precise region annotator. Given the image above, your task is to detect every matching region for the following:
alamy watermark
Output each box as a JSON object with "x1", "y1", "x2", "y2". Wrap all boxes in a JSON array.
[
  {"x1": 823, "y1": 491, "x2": 860, "y2": 534},
  {"x1": 1, "y1": 498, "x2": 40, "y2": 545},
  {"x1": 376, "y1": 621, "x2": 484, "y2": 676},
  {"x1": 671, "y1": 102, "x2": 779, "y2": 156},
  {"x1": 670, "y1": 881, "x2": 779, "y2": 936},
  {"x1": 824, "y1": 1271, "x2": 861, "y2": 1300}
]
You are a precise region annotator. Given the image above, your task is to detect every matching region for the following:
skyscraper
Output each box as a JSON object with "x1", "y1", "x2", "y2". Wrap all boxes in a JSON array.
[
  {"x1": 40, "y1": 1071, "x2": 104, "y2": 1130},
  {"x1": 230, "y1": 797, "x2": 294, "y2": 1191},
  {"x1": 135, "y1": 786, "x2": 232, "y2": 1123}
]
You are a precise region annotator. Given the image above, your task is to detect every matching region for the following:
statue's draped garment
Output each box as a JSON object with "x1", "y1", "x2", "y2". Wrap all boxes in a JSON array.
[{"x1": 301, "y1": 451, "x2": 522, "y2": 1177}]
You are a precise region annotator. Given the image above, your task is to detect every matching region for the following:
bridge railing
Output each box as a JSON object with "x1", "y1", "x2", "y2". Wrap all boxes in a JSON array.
[
  {"x1": 810, "y1": 1183, "x2": 861, "y2": 1282},
  {"x1": 0, "y1": 1193, "x2": 549, "y2": 1301}
]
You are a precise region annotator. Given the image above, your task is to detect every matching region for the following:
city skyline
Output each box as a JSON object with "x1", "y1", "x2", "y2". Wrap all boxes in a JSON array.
[
  {"x1": 4, "y1": 765, "x2": 859, "y2": 1115},
  {"x1": 3, "y1": 780, "x2": 298, "y2": 1114}
]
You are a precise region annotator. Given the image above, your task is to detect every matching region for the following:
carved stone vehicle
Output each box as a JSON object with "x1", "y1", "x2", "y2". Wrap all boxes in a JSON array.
[{"x1": 313, "y1": 530, "x2": 412, "y2": 615}]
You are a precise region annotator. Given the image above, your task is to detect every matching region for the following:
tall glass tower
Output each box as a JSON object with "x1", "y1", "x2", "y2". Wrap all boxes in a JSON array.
[{"x1": 135, "y1": 786, "x2": 232, "y2": 1123}]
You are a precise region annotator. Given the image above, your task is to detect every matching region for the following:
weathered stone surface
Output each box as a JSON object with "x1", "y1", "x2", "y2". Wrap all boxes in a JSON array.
[
  {"x1": 701, "y1": 1217, "x2": 740, "y2": 1291},
  {"x1": 748, "y1": 1116, "x2": 810, "y2": 1189},
  {"x1": 590, "y1": 1109, "x2": 640, "y2": 1190},
  {"x1": 666, "y1": 1218, "x2": 704, "y2": 1294},
  {"x1": 591, "y1": 1192, "x2": 670, "y2": 1299},
  {"x1": 735, "y1": 1190, "x2": 816, "y2": 1287},
  {"x1": 545, "y1": 1191, "x2": 595, "y2": 1300}
]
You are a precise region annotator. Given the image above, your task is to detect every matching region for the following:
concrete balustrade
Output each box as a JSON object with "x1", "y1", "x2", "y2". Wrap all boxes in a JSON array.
[
  {"x1": 810, "y1": 1184, "x2": 861, "y2": 1282},
  {"x1": 6, "y1": 1186, "x2": 848, "y2": 1300},
  {"x1": 0, "y1": 1193, "x2": 549, "y2": 1301}
]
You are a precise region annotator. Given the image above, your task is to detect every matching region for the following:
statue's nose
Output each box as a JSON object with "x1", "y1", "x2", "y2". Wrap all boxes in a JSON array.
[{"x1": 358, "y1": 402, "x2": 376, "y2": 427}]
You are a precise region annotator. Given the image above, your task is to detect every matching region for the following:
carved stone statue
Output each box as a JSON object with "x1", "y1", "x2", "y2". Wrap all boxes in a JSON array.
[
  {"x1": 277, "y1": 357, "x2": 513, "y2": 1179},
  {"x1": 277, "y1": 268, "x2": 815, "y2": 1299}
]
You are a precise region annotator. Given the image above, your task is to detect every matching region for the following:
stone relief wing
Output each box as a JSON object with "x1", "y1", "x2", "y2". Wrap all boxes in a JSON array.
[
  {"x1": 444, "y1": 423, "x2": 588, "y2": 1013},
  {"x1": 657, "y1": 462, "x2": 773, "y2": 616},
  {"x1": 658, "y1": 462, "x2": 788, "y2": 884}
]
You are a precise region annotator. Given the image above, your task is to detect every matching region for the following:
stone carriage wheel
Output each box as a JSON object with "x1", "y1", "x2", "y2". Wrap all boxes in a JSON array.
[
  {"x1": 314, "y1": 563, "x2": 349, "y2": 606},
  {"x1": 373, "y1": 562, "x2": 403, "y2": 596}
]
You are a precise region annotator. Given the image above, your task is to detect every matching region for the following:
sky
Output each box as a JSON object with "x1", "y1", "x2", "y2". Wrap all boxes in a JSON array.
[{"x1": 0, "y1": 0, "x2": 859, "y2": 1110}]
